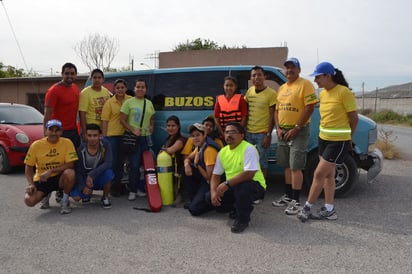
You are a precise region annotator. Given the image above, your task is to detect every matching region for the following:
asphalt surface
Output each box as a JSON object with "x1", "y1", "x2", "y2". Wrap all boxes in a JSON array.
[{"x1": 1, "y1": 125, "x2": 411, "y2": 273}]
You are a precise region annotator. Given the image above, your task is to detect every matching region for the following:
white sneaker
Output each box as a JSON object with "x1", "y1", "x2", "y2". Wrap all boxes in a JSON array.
[
  {"x1": 128, "y1": 192, "x2": 137, "y2": 201},
  {"x1": 136, "y1": 190, "x2": 147, "y2": 197},
  {"x1": 60, "y1": 200, "x2": 71, "y2": 215},
  {"x1": 40, "y1": 194, "x2": 50, "y2": 209}
]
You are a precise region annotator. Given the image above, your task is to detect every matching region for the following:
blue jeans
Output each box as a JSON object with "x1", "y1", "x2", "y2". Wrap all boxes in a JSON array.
[
  {"x1": 107, "y1": 136, "x2": 125, "y2": 184},
  {"x1": 127, "y1": 136, "x2": 148, "y2": 193},
  {"x1": 246, "y1": 132, "x2": 269, "y2": 169}
]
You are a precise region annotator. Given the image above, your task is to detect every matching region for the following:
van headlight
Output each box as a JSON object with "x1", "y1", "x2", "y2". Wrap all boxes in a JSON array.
[
  {"x1": 16, "y1": 133, "x2": 29, "y2": 144},
  {"x1": 368, "y1": 127, "x2": 378, "y2": 153}
]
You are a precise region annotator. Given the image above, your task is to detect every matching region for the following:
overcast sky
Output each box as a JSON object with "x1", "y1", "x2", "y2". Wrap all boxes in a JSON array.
[{"x1": 1, "y1": 0, "x2": 411, "y2": 92}]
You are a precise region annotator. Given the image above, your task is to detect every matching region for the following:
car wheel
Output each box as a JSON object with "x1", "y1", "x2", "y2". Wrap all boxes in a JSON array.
[
  {"x1": 0, "y1": 146, "x2": 12, "y2": 174},
  {"x1": 304, "y1": 151, "x2": 359, "y2": 197}
]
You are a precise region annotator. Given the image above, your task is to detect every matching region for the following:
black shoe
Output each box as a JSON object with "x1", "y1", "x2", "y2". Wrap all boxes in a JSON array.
[
  {"x1": 183, "y1": 202, "x2": 191, "y2": 210},
  {"x1": 229, "y1": 209, "x2": 238, "y2": 219},
  {"x1": 231, "y1": 220, "x2": 248, "y2": 233}
]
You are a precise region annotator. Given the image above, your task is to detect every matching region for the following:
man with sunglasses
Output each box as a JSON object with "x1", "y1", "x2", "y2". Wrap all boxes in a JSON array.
[{"x1": 209, "y1": 122, "x2": 266, "y2": 233}]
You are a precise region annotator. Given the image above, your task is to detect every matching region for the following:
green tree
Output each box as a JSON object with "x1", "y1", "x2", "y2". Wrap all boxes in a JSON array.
[
  {"x1": 173, "y1": 38, "x2": 246, "y2": 52},
  {"x1": 0, "y1": 62, "x2": 25, "y2": 78}
]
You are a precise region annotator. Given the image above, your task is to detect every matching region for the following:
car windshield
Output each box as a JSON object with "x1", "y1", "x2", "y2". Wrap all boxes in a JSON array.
[{"x1": 0, "y1": 105, "x2": 43, "y2": 125}]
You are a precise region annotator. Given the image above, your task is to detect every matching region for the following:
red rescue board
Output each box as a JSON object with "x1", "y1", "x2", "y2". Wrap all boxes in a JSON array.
[{"x1": 142, "y1": 150, "x2": 162, "y2": 212}]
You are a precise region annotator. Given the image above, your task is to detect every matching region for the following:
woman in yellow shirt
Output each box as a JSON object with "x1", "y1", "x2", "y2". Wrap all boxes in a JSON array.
[
  {"x1": 298, "y1": 62, "x2": 358, "y2": 222},
  {"x1": 101, "y1": 79, "x2": 132, "y2": 196}
]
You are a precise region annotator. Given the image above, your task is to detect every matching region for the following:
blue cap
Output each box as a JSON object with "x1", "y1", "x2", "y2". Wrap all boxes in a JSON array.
[
  {"x1": 45, "y1": 119, "x2": 62, "y2": 129},
  {"x1": 310, "y1": 62, "x2": 335, "y2": 76},
  {"x1": 284, "y1": 57, "x2": 300, "y2": 68}
]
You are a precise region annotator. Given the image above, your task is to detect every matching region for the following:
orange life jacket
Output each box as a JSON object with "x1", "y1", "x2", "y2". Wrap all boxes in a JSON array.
[{"x1": 217, "y1": 94, "x2": 243, "y2": 129}]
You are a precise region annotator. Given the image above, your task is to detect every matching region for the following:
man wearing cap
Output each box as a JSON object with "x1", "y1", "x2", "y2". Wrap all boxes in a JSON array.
[
  {"x1": 244, "y1": 66, "x2": 277, "y2": 180},
  {"x1": 24, "y1": 119, "x2": 78, "y2": 214},
  {"x1": 210, "y1": 122, "x2": 266, "y2": 233},
  {"x1": 42, "y1": 62, "x2": 80, "y2": 208},
  {"x1": 272, "y1": 58, "x2": 318, "y2": 215}
]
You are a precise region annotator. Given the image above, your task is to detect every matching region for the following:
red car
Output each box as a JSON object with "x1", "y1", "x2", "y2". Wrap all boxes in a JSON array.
[{"x1": 0, "y1": 103, "x2": 44, "y2": 173}]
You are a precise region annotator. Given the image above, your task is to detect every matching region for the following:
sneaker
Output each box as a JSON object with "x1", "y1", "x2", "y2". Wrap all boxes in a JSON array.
[
  {"x1": 314, "y1": 207, "x2": 338, "y2": 220},
  {"x1": 285, "y1": 200, "x2": 301, "y2": 215},
  {"x1": 253, "y1": 199, "x2": 263, "y2": 205},
  {"x1": 297, "y1": 205, "x2": 311, "y2": 223},
  {"x1": 55, "y1": 190, "x2": 63, "y2": 203},
  {"x1": 272, "y1": 194, "x2": 292, "y2": 207},
  {"x1": 101, "y1": 197, "x2": 112, "y2": 209},
  {"x1": 40, "y1": 195, "x2": 50, "y2": 209},
  {"x1": 82, "y1": 197, "x2": 91, "y2": 204},
  {"x1": 231, "y1": 219, "x2": 249, "y2": 233},
  {"x1": 128, "y1": 192, "x2": 137, "y2": 201},
  {"x1": 60, "y1": 200, "x2": 71, "y2": 215},
  {"x1": 136, "y1": 189, "x2": 147, "y2": 197}
]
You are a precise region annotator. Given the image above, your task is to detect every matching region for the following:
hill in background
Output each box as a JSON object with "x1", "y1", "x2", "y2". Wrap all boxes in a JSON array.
[{"x1": 362, "y1": 82, "x2": 412, "y2": 98}]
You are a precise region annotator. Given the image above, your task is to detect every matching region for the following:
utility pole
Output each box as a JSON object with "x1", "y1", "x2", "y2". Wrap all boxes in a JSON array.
[
  {"x1": 374, "y1": 87, "x2": 378, "y2": 113},
  {"x1": 362, "y1": 82, "x2": 365, "y2": 112}
]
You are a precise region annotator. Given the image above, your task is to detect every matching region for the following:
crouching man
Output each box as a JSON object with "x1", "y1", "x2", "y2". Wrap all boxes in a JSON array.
[
  {"x1": 210, "y1": 122, "x2": 266, "y2": 233},
  {"x1": 24, "y1": 119, "x2": 78, "y2": 214},
  {"x1": 70, "y1": 124, "x2": 114, "y2": 209}
]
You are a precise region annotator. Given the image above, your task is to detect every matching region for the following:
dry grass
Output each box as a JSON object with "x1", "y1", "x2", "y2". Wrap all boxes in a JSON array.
[{"x1": 376, "y1": 128, "x2": 400, "y2": 159}]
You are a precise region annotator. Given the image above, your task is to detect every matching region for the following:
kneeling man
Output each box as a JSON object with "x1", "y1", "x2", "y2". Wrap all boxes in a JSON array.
[
  {"x1": 210, "y1": 122, "x2": 266, "y2": 233},
  {"x1": 24, "y1": 119, "x2": 78, "y2": 214},
  {"x1": 70, "y1": 123, "x2": 114, "y2": 208}
]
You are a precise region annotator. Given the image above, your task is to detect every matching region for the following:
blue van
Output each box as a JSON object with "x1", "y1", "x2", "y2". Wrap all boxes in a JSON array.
[{"x1": 86, "y1": 65, "x2": 383, "y2": 196}]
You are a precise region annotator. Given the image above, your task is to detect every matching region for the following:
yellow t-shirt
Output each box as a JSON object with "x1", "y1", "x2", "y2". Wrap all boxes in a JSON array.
[
  {"x1": 101, "y1": 95, "x2": 132, "y2": 136},
  {"x1": 319, "y1": 84, "x2": 358, "y2": 141},
  {"x1": 245, "y1": 86, "x2": 277, "y2": 133},
  {"x1": 276, "y1": 77, "x2": 318, "y2": 128},
  {"x1": 24, "y1": 137, "x2": 78, "y2": 182},
  {"x1": 79, "y1": 86, "x2": 112, "y2": 127},
  {"x1": 181, "y1": 137, "x2": 224, "y2": 156}
]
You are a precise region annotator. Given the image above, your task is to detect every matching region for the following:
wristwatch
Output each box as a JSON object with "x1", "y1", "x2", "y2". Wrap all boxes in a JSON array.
[
  {"x1": 266, "y1": 132, "x2": 271, "y2": 137},
  {"x1": 294, "y1": 124, "x2": 301, "y2": 130},
  {"x1": 223, "y1": 180, "x2": 231, "y2": 188}
]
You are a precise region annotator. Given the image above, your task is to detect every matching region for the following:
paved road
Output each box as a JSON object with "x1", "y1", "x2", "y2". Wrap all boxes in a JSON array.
[{"x1": 1, "y1": 125, "x2": 411, "y2": 273}]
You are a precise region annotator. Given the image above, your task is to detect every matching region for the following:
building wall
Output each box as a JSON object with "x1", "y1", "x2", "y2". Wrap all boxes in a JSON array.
[
  {"x1": 0, "y1": 76, "x2": 87, "y2": 112},
  {"x1": 356, "y1": 97, "x2": 412, "y2": 115},
  {"x1": 159, "y1": 47, "x2": 288, "y2": 68}
]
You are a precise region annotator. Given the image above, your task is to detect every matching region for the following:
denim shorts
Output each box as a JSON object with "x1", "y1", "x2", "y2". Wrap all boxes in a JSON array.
[
  {"x1": 246, "y1": 132, "x2": 269, "y2": 169},
  {"x1": 70, "y1": 169, "x2": 114, "y2": 199}
]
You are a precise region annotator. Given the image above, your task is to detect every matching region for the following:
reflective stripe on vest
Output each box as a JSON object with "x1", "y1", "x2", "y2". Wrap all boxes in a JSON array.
[{"x1": 217, "y1": 94, "x2": 243, "y2": 128}]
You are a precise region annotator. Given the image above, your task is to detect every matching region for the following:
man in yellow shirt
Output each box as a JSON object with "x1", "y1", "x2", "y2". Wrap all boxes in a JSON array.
[
  {"x1": 24, "y1": 119, "x2": 78, "y2": 214},
  {"x1": 272, "y1": 58, "x2": 318, "y2": 215},
  {"x1": 245, "y1": 66, "x2": 277, "y2": 180}
]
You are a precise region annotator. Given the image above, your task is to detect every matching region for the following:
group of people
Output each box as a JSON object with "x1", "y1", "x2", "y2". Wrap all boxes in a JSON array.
[{"x1": 24, "y1": 58, "x2": 358, "y2": 233}]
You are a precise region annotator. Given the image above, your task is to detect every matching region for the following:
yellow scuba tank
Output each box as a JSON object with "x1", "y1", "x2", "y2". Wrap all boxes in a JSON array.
[{"x1": 156, "y1": 151, "x2": 174, "y2": 205}]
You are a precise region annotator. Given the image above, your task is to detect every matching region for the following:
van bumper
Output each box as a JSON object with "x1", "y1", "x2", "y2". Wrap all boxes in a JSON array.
[{"x1": 365, "y1": 148, "x2": 384, "y2": 183}]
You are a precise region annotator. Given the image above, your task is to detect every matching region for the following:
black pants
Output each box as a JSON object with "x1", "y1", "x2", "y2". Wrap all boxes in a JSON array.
[{"x1": 219, "y1": 180, "x2": 265, "y2": 223}]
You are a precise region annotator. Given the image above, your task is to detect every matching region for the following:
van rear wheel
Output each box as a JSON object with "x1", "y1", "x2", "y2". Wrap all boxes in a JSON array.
[{"x1": 304, "y1": 151, "x2": 359, "y2": 197}]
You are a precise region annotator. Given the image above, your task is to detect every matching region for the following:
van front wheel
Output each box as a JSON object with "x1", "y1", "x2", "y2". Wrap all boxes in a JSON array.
[{"x1": 304, "y1": 152, "x2": 359, "y2": 197}]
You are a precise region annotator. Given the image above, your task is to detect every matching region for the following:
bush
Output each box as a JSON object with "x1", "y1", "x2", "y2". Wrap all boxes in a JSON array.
[
  {"x1": 376, "y1": 128, "x2": 400, "y2": 159},
  {"x1": 368, "y1": 109, "x2": 412, "y2": 125}
]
